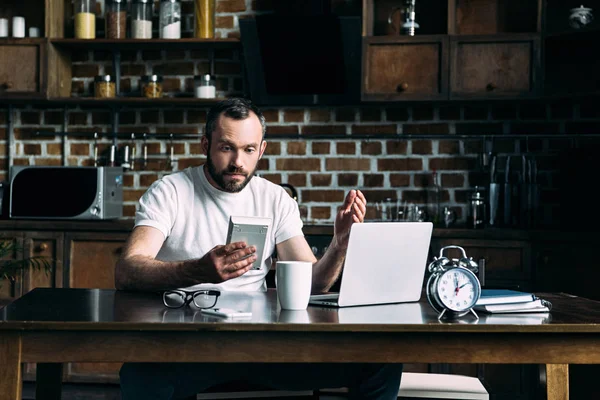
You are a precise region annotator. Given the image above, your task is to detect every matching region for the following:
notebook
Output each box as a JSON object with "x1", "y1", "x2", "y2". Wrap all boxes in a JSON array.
[{"x1": 309, "y1": 222, "x2": 433, "y2": 308}]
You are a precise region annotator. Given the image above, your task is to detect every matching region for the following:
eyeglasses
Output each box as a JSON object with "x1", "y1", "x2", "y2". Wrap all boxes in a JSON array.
[{"x1": 162, "y1": 289, "x2": 221, "y2": 309}]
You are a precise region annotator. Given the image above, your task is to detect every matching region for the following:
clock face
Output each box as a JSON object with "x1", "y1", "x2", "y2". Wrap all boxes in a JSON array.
[{"x1": 435, "y1": 268, "x2": 480, "y2": 312}]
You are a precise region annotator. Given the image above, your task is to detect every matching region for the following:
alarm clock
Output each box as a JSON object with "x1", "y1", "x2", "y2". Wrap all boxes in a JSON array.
[{"x1": 426, "y1": 245, "x2": 482, "y2": 320}]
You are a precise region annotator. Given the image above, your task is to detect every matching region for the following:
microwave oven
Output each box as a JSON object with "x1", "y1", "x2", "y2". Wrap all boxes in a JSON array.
[{"x1": 9, "y1": 166, "x2": 123, "y2": 220}]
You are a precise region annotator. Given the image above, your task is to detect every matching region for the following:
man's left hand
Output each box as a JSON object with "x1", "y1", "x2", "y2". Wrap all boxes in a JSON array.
[{"x1": 333, "y1": 189, "x2": 366, "y2": 251}]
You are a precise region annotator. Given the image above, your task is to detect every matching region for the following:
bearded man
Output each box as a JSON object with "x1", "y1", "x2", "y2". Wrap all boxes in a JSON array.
[{"x1": 115, "y1": 97, "x2": 403, "y2": 400}]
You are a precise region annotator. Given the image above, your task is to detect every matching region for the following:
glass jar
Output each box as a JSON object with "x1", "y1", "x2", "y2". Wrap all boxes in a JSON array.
[
  {"x1": 106, "y1": 0, "x2": 127, "y2": 39},
  {"x1": 131, "y1": 0, "x2": 153, "y2": 39},
  {"x1": 469, "y1": 186, "x2": 486, "y2": 229},
  {"x1": 94, "y1": 75, "x2": 116, "y2": 98},
  {"x1": 74, "y1": 0, "x2": 96, "y2": 39},
  {"x1": 159, "y1": 0, "x2": 181, "y2": 39},
  {"x1": 140, "y1": 75, "x2": 163, "y2": 98},
  {"x1": 194, "y1": 74, "x2": 216, "y2": 98},
  {"x1": 194, "y1": 0, "x2": 215, "y2": 39}
]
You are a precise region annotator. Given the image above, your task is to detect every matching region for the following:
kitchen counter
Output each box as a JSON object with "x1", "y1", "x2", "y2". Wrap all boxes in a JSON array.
[{"x1": 0, "y1": 219, "x2": 597, "y2": 242}]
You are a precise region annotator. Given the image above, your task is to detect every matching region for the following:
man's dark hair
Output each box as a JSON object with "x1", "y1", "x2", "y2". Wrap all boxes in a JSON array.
[{"x1": 204, "y1": 98, "x2": 267, "y2": 141}]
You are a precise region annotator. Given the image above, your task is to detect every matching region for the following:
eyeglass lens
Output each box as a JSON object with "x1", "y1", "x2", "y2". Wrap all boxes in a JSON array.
[
  {"x1": 193, "y1": 292, "x2": 218, "y2": 308},
  {"x1": 163, "y1": 290, "x2": 219, "y2": 309}
]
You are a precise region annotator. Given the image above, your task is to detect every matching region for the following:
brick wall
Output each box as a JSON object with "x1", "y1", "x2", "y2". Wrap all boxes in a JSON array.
[{"x1": 2, "y1": 0, "x2": 600, "y2": 226}]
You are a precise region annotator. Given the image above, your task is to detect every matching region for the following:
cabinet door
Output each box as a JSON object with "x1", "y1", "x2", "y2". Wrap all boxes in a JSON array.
[
  {"x1": 362, "y1": 36, "x2": 449, "y2": 101},
  {"x1": 64, "y1": 232, "x2": 129, "y2": 383},
  {"x1": 431, "y1": 238, "x2": 532, "y2": 289},
  {"x1": 0, "y1": 41, "x2": 45, "y2": 97},
  {"x1": 450, "y1": 34, "x2": 540, "y2": 99},
  {"x1": 22, "y1": 232, "x2": 64, "y2": 294},
  {"x1": 21, "y1": 232, "x2": 63, "y2": 380},
  {"x1": 0, "y1": 233, "x2": 24, "y2": 304}
]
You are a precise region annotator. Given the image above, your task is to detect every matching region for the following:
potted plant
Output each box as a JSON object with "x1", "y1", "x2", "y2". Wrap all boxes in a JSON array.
[{"x1": 0, "y1": 240, "x2": 52, "y2": 300}]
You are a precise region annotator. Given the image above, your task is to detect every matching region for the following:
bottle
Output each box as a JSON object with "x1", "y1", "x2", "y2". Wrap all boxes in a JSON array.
[
  {"x1": 194, "y1": 74, "x2": 216, "y2": 98},
  {"x1": 469, "y1": 186, "x2": 486, "y2": 229},
  {"x1": 159, "y1": 0, "x2": 181, "y2": 39},
  {"x1": 131, "y1": 0, "x2": 153, "y2": 39},
  {"x1": 140, "y1": 75, "x2": 163, "y2": 98},
  {"x1": 194, "y1": 0, "x2": 215, "y2": 38},
  {"x1": 106, "y1": 0, "x2": 127, "y2": 39},
  {"x1": 94, "y1": 75, "x2": 116, "y2": 98},
  {"x1": 74, "y1": 0, "x2": 96, "y2": 39},
  {"x1": 427, "y1": 170, "x2": 441, "y2": 225}
]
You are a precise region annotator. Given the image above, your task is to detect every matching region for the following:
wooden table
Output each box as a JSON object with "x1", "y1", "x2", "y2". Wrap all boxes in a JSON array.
[{"x1": 1, "y1": 288, "x2": 599, "y2": 400}]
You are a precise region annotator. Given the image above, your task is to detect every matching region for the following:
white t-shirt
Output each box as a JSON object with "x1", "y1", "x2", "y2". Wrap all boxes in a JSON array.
[{"x1": 135, "y1": 166, "x2": 304, "y2": 291}]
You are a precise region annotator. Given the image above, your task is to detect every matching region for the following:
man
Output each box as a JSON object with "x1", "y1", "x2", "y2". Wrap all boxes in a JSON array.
[{"x1": 115, "y1": 98, "x2": 402, "y2": 399}]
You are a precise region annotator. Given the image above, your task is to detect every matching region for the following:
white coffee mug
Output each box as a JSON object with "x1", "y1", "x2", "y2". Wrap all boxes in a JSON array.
[{"x1": 275, "y1": 261, "x2": 312, "y2": 310}]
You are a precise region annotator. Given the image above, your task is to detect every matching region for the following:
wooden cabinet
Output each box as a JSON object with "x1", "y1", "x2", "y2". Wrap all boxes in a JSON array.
[
  {"x1": 362, "y1": 36, "x2": 448, "y2": 101},
  {"x1": 450, "y1": 35, "x2": 540, "y2": 99},
  {"x1": 361, "y1": 0, "x2": 543, "y2": 101},
  {"x1": 0, "y1": 41, "x2": 44, "y2": 96},
  {"x1": 64, "y1": 232, "x2": 128, "y2": 383},
  {"x1": 0, "y1": 1, "x2": 71, "y2": 99},
  {"x1": 431, "y1": 237, "x2": 532, "y2": 290},
  {"x1": 542, "y1": 1, "x2": 600, "y2": 96}
]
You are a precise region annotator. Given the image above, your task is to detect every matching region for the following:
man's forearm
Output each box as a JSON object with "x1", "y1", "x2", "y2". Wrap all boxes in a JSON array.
[
  {"x1": 311, "y1": 236, "x2": 346, "y2": 293},
  {"x1": 115, "y1": 255, "x2": 205, "y2": 291}
]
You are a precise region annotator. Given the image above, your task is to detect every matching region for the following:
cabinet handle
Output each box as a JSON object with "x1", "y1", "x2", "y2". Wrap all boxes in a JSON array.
[
  {"x1": 37, "y1": 243, "x2": 49, "y2": 252},
  {"x1": 396, "y1": 82, "x2": 409, "y2": 92},
  {"x1": 1, "y1": 82, "x2": 13, "y2": 90},
  {"x1": 486, "y1": 83, "x2": 497, "y2": 91}
]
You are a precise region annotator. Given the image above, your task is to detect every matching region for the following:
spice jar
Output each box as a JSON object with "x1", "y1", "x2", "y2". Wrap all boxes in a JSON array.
[
  {"x1": 194, "y1": 0, "x2": 215, "y2": 39},
  {"x1": 140, "y1": 75, "x2": 163, "y2": 98},
  {"x1": 159, "y1": 0, "x2": 181, "y2": 39},
  {"x1": 106, "y1": 0, "x2": 127, "y2": 39},
  {"x1": 194, "y1": 74, "x2": 216, "y2": 98},
  {"x1": 131, "y1": 0, "x2": 153, "y2": 39},
  {"x1": 94, "y1": 75, "x2": 116, "y2": 98},
  {"x1": 74, "y1": 0, "x2": 96, "y2": 39}
]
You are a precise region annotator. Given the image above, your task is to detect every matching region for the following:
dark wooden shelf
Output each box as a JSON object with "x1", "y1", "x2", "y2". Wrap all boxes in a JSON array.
[
  {"x1": 0, "y1": 97, "x2": 233, "y2": 107},
  {"x1": 0, "y1": 38, "x2": 46, "y2": 45},
  {"x1": 50, "y1": 38, "x2": 240, "y2": 50},
  {"x1": 544, "y1": 26, "x2": 600, "y2": 38},
  {"x1": 51, "y1": 97, "x2": 228, "y2": 106}
]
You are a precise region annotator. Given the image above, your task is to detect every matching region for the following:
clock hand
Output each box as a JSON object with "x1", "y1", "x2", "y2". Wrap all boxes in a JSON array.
[{"x1": 459, "y1": 282, "x2": 470, "y2": 289}]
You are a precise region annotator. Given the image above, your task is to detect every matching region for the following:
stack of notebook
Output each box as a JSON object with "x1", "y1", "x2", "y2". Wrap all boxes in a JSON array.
[{"x1": 474, "y1": 289, "x2": 552, "y2": 314}]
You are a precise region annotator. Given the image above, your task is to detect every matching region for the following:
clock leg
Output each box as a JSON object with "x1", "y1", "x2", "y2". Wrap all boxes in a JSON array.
[
  {"x1": 469, "y1": 308, "x2": 479, "y2": 319},
  {"x1": 437, "y1": 309, "x2": 447, "y2": 320}
]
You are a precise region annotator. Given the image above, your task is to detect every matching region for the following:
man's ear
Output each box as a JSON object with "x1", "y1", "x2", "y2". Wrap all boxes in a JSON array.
[
  {"x1": 258, "y1": 140, "x2": 267, "y2": 159},
  {"x1": 201, "y1": 136, "x2": 209, "y2": 156}
]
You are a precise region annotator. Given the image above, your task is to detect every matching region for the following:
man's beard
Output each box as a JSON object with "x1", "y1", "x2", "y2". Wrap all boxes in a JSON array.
[{"x1": 205, "y1": 152, "x2": 256, "y2": 193}]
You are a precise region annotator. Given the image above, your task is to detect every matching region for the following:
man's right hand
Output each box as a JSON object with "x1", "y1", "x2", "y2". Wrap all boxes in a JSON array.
[{"x1": 197, "y1": 242, "x2": 257, "y2": 282}]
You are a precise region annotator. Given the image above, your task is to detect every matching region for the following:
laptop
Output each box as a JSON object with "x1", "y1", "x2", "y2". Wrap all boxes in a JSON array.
[{"x1": 309, "y1": 222, "x2": 433, "y2": 308}]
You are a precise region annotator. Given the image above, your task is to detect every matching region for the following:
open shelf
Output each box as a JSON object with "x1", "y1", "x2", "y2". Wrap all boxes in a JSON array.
[
  {"x1": 50, "y1": 38, "x2": 240, "y2": 50},
  {"x1": 0, "y1": 97, "x2": 232, "y2": 107}
]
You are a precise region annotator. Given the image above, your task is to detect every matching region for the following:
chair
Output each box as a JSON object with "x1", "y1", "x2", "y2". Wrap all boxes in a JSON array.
[
  {"x1": 195, "y1": 381, "x2": 316, "y2": 399},
  {"x1": 317, "y1": 372, "x2": 489, "y2": 400}
]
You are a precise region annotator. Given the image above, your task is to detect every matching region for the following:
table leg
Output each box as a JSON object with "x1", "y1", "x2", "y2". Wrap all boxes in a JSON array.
[
  {"x1": 0, "y1": 333, "x2": 22, "y2": 400},
  {"x1": 546, "y1": 364, "x2": 569, "y2": 400},
  {"x1": 36, "y1": 363, "x2": 63, "y2": 400}
]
